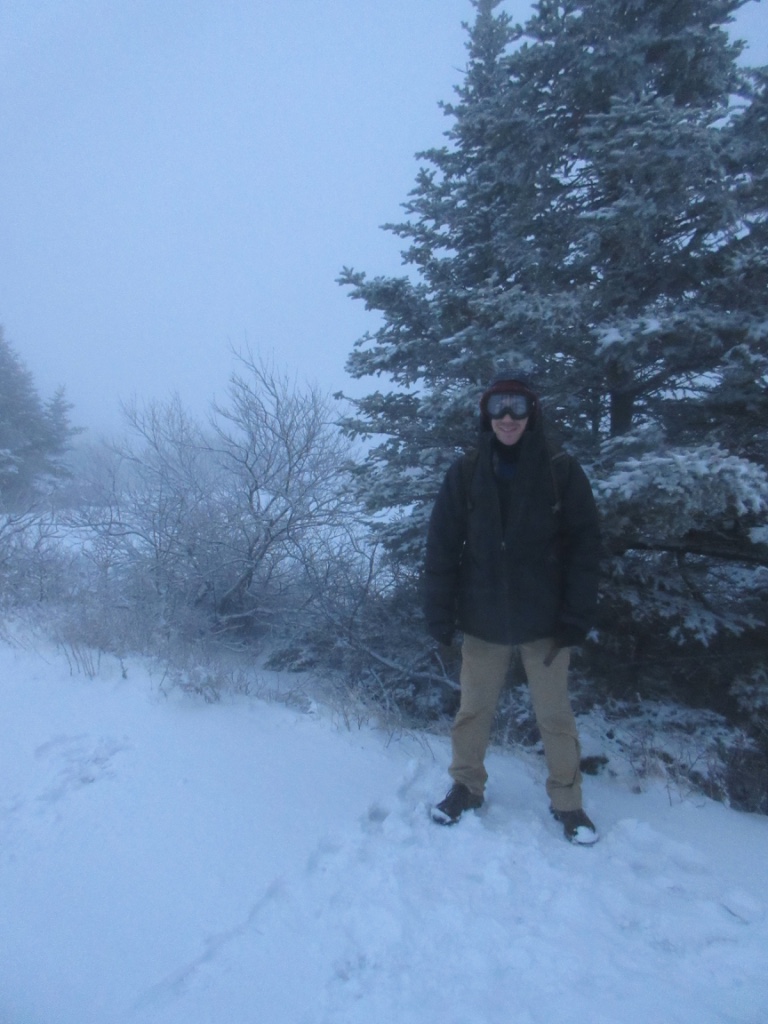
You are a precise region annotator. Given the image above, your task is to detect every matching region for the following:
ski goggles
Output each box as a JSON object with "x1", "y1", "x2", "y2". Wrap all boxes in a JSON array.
[{"x1": 486, "y1": 391, "x2": 533, "y2": 420}]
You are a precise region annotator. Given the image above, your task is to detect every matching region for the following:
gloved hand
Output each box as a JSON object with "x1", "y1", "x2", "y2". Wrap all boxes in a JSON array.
[
  {"x1": 428, "y1": 625, "x2": 455, "y2": 647},
  {"x1": 543, "y1": 621, "x2": 588, "y2": 666},
  {"x1": 433, "y1": 640, "x2": 462, "y2": 678}
]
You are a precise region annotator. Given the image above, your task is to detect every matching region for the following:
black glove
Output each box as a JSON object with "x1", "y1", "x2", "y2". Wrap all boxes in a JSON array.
[
  {"x1": 428, "y1": 624, "x2": 455, "y2": 647},
  {"x1": 433, "y1": 640, "x2": 462, "y2": 678},
  {"x1": 543, "y1": 621, "x2": 588, "y2": 666}
]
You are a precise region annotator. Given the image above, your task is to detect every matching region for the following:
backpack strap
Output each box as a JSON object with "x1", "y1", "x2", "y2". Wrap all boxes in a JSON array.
[
  {"x1": 548, "y1": 449, "x2": 565, "y2": 514},
  {"x1": 460, "y1": 448, "x2": 480, "y2": 512},
  {"x1": 547, "y1": 448, "x2": 572, "y2": 516}
]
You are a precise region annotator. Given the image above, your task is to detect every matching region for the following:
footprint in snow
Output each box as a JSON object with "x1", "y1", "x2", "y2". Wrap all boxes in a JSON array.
[{"x1": 34, "y1": 733, "x2": 130, "y2": 804}]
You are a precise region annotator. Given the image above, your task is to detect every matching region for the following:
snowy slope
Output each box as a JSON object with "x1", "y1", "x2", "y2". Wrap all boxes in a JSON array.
[{"x1": 1, "y1": 633, "x2": 767, "y2": 1024}]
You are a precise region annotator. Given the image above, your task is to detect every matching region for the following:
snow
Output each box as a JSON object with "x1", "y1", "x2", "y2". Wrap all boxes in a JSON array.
[{"x1": 2, "y1": 632, "x2": 767, "y2": 1024}]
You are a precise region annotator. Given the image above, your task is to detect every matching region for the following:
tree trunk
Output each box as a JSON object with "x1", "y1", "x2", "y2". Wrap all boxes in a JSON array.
[{"x1": 610, "y1": 390, "x2": 634, "y2": 436}]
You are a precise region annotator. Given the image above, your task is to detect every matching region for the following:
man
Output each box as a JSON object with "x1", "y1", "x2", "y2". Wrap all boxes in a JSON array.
[{"x1": 423, "y1": 370, "x2": 601, "y2": 843}]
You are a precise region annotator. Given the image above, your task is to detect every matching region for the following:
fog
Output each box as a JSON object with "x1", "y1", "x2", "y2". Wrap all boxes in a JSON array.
[{"x1": 0, "y1": 0, "x2": 764, "y2": 434}]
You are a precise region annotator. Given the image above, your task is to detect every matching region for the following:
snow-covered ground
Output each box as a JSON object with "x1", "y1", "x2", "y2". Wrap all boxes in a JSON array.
[{"x1": 1, "y1": 630, "x2": 767, "y2": 1024}]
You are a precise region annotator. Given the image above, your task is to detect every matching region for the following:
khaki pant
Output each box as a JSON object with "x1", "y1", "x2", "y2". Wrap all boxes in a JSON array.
[{"x1": 449, "y1": 634, "x2": 583, "y2": 812}]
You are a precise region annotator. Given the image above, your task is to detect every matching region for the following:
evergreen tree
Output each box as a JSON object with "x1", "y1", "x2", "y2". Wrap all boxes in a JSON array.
[
  {"x1": 339, "y1": 0, "x2": 767, "y2": 692},
  {"x1": 706, "y1": 67, "x2": 768, "y2": 466},
  {"x1": 0, "y1": 330, "x2": 76, "y2": 510}
]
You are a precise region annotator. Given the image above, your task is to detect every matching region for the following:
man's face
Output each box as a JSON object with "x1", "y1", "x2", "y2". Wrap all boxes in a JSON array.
[{"x1": 491, "y1": 413, "x2": 529, "y2": 446}]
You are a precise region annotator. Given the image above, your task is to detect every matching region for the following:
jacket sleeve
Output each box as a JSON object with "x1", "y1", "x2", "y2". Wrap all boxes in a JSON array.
[
  {"x1": 556, "y1": 457, "x2": 601, "y2": 639},
  {"x1": 423, "y1": 461, "x2": 467, "y2": 645}
]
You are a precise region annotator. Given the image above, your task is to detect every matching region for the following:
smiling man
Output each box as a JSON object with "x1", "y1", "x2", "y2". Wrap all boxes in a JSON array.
[{"x1": 423, "y1": 369, "x2": 602, "y2": 843}]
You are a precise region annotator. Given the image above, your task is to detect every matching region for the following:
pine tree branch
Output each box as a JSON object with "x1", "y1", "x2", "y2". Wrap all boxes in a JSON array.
[{"x1": 609, "y1": 536, "x2": 768, "y2": 567}]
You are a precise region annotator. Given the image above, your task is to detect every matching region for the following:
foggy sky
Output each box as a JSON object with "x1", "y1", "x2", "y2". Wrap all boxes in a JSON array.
[{"x1": 1, "y1": 1, "x2": 765, "y2": 435}]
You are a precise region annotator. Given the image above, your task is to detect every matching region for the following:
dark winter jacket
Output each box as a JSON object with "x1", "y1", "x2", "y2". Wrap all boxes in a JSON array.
[{"x1": 423, "y1": 422, "x2": 601, "y2": 647}]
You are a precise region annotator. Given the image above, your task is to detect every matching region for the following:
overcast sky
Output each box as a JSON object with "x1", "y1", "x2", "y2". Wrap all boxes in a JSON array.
[{"x1": 1, "y1": 1, "x2": 765, "y2": 435}]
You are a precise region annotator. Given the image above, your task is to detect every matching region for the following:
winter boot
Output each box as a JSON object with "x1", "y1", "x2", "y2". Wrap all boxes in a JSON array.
[
  {"x1": 551, "y1": 807, "x2": 598, "y2": 845},
  {"x1": 431, "y1": 782, "x2": 484, "y2": 825}
]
